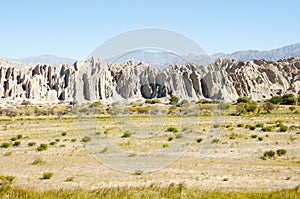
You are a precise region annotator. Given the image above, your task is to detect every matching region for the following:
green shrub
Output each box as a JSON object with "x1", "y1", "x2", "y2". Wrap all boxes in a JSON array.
[
  {"x1": 213, "y1": 124, "x2": 221, "y2": 128},
  {"x1": 169, "y1": 96, "x2": 179, "y2": 105},
  {"x1": 162, "y1": 143, "x2": 169, "y2": 148},
  {"x1": 237, "y1": 96, "x2": 251, "y2": 103},
  {"x1": 263, "y1": 150, "x2": 275, "y2": 158},
  {"x1": 65, "y1": 177, "x2": 74, "y2": 182},
  {"x1": 251, "y1": 135, "x2": 257, "y2": 139},
  {"x1": 279, "y1": 124, "x2": 288, "y2": 132},
  {"x1": 212, "y1": 138, "x2": 220, "y2": 143},
  {"x1": 81, "y1": 136, "x2": 91, "y2": 142},
  {"x1": 55, "y1": 138, "x2": 60, "y2": 142},
  {"x1": 42, "y1": 172, "x2": 53, "y2": 180},
  {"x1": 133, "y1": 170, "x2": 143, "y2": 175},
  {"x1": 12, "y1": 141, "x2": 21, "y2": 147},
  {"x1": 256, "y1": 123, "x2": 264, "y2": 128},
  {"x1": 49, "y1": 141, "x2": 57, "y2": 146},
  {"x1": 166, "y1": 126, "x2": 178, "y2": 133},
  {"x1": 10, "y1": 137, "x2": 18, "y2": 141},
  {"x1": 1, "y1": 142, "x2": 10, "y2": 148},
  {"x1": 31, "y1": 158, "x2": 46, "y2": 165},
  {"x1": 175, "y1": 133, "x2": 183, "y2": 139},
  {"x1": 196, "y1": 138, "x2": 203, "y2": 143},
  {"x1": 168, "y1": 137, "x2": 173, "y2": 141},
  {"x1": 237, "y1": 123, "x2": 244, "y2": 127},
  {"x1": 28, "y1": 142, "x2": 36, "y2": 147},
  {"x1": 121, "y1": 131, "x2": 131, "y2": 138},
  {"x1": 17, "y1": 134, "x2": 23, "y2": 139},
  {"x1": 277, "y1": 148, "x2": 287, "y2": 156},
  {"x1": 61, "y1": 132, "x2": 67, "y2": 136},
  {"x1": 262, "y1": 126, "x2": 273, "y2": 132},
  {"x1": 258, "y1": 137, "x2": 264, "y2": 141},
  {"x1": 282, "y1": 94, "x2": 296, "y2": 105},
  {"x1": 249, "y1": 126, "x2": 256, "y2": 130},
  {"x1": 36, "y1": 143, "x2": 48, "y2": 151},
  {"x1": 268, "y1": 96, "x2": 282, "y2": 104},
  {"x1": 71, "y1": 138, "x2": 77, "y2": 142}
]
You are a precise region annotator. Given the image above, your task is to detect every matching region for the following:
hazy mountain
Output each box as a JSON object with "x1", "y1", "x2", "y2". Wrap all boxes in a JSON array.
[
  {"x1": 15, "y1": 55, "x2": 75, "y2": 65},
  {"x1": 212, "y1": 43, "x2": 300, "y2": 61}
]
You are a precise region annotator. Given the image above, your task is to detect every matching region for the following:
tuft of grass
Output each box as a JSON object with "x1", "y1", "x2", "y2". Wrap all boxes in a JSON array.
[
  {"x1": 175, "y1": 133, "x2": 183, "y2": 139},
  {"x1": 31, "y1": 158, "x2": 46, "y2": 165},
  {"x1": 65, "y1": 177, "x2": 74, "y2": 182},
  {"x1": 133, "y1": 170, "x2": 143, "y2": 175},
  {"x1": 162, "y1": 143, "x2": 169, "y2": 148},
  {"x1": 121, "y1": 131, "x2": 131, "y2": 138}
]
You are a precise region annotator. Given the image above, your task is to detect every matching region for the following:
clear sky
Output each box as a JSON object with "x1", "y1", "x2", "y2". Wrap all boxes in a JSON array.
[{"x1": 0, "y1": 0, "x2": 300, "y2": 60}]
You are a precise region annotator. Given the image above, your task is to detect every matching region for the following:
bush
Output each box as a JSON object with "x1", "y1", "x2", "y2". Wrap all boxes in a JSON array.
[
  {"x1": 71, "y1": 138, "x2": 77, "y2": 142},
  {"x1": 169, "y1": 96, "x2": 179, "y2": 105},
  {"x1": 1, "y1": 142, "x2": 10, "y2": 148},
  {"x1": 31, "y1": 158, "x2": 46, "y2": 165},
  {"x1": 61, "y1": 132, "x2": 67, "y2": 136},
  {"x1": 166, "y1": 127, "x2": 178, "y2": 133},
  {"x1": 282, "y1": 94, "x2": 296, "y2": 105},
  {"x1": 268, "y1": 96, "x2": 282, "y2": 104},
  {"x1": 65, "y1": 177, "x2": 74, "y2": 182},
  {"x1": 249, "y1": 126, "x2": 256, "y2": 130},
  {"x1": 17, "y1": 134, "x2": 23, "y2": 139},
  {"x1": 277, "y1": 148, "x2": 287, "y2": 156},
  {"x1": 262, "y1": 126, "x2": 273, "y2": 132},
  {"x1": 175, "y1": 133, "x2": 183, "y2": 139},
  {"x1": 36, "y1": 143, "x2": 48, "y2": 151},
  {"x1": 212, "y1": 138, "x2": 220, "y2": 143},
  {"x1": 237, "y1": 96, "x2": 251, "y2": 103},
  {"x1": 82, "y1": 136, "x2": 91, "y2": 142},
  {"x1": 237, "y1": 123, "x2": 244, "y2": 127},
  {"x1": 258, "y1": 137, "x2": 264, "y2": 141},
  {"x1": 168, "y1": 137, "x2": 173, "y2": 141},
  {"x1": 12, "y1": 141, "x2": 21, "y2": 147},
  {"x1": 162, "y1": 143, "x2": 169, "y2": 148},
  {"x1": 251, "y1": 135, "x2": 257, "y2": 139},
  {"x1": 121, "y1": 131, "x2": 131, "y2": 138},
  {"x1": 217, "y1": 103, "x2": 230, "y2": 110},
  {"x1": 28, "y1": 142, "x2": 36, "y2": 146},
  {"x1": 213, "y1": 124, "x2": 221, "y2": 128},
  {"x1": 49, "y1": 141, "x2": 57, "y2": 146},
  {"x1": 42, "y1": 172, "x2": 54, "y2": 180},
  {"x1": 279, "y1": 124, "x2": 288, "y2": 132},
  {"x1": 263, "y1": 150, "x2": 275, "y2": 158},
  {"x1": 10, "y1": 137, "x2": 18, "y2": 141},
  {"x1": 196, "y1": 138, "x2": 203, "y2": 143},
  {"x1": 256, "y1": 123, "x2": 264, "y2": 128}
]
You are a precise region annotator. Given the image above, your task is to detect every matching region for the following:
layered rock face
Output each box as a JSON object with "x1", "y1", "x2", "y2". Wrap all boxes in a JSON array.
[{"x1": 0, "y1": 56, "x2": 300, "y2": 104}]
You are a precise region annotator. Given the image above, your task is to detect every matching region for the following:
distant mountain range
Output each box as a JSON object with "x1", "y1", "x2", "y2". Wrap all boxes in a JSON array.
[
  {"x1": 15, "y1": 55, "x2": 75, "y2": 65},
  {"x1": 11, "y1": 42, "x2": 300, "y2": 66},
  {"x1": 212, "y1": 42, "x2": 300, "y2": 61}
]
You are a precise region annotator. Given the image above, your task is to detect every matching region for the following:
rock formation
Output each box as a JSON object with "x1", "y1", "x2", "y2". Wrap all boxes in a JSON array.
[{"x1": 0, "y1": 56, "x2": 300, "y2": 104}]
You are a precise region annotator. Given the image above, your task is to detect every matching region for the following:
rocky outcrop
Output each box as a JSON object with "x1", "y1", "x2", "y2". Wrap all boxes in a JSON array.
[{"x1": 0, "y1": 56, "x2": 300, "y2": 104}]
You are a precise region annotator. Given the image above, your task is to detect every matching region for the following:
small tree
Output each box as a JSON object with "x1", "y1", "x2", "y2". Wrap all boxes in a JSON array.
[
  {"x1": 169, "y1": 96, "x2": 179, "y2": 105},
  {"x1": 282, "y1": 94, "x2": 296, "y2": 105},
  {"x1": 268, "y1": 96, "x2": 282, "y2": 104}
]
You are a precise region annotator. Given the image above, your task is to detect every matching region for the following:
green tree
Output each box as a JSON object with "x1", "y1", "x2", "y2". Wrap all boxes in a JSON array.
[
  {"x1": 268, "y1": 96, "x2": 282, "y2": 104},
  {"x1": 169, "y1": 96, "x2": 179, "y2": 105}
]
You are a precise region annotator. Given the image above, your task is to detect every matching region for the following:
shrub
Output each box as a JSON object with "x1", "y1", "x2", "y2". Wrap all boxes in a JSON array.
[
  {"x1": 12, "y1": 141, "x2": 21, "y2": 147},
  {"x1": 263, "y1": 150, "x2": 275, "y2": 158},
  {"x1": 169, "y1": 96, "x2": 179, "y2": 105},
  {"x1": 1, "y1": 142, "x2": 10, "y2": 148},
  {"x1": 277, "y1": 149, "x2": 287, "y2": 156},
  {"x1": 258, "y1": 137, "x2": 264, "y2": 141},
  {"x1": 237, "y1": 96, "x2": 251, "y2": 103},
  {"x1": 249, "y1": 126, "x2": 256, "y2": 130},
  {"x1": 65, "y1": 177, "x2": 74, "y2": 182},
  {"x1": 213, "y1": 124, "x2": 221, "y2": 128},
  {"x1": 49, "y1": 141, "x2": 57, "y2": 146},
  {"x1": 36, "y1": 143, "x2": 48, "y2": 151},
  {"x1": 42, "y1": 172, "x2": 54, "y2": 180},
  {"x1": 279, "y1": 124, "x2": 288, "y2": 132},
  {"x1": 217, "y1": 103, "x2": 230, "y2": 110},
  {"x1": 256, "y1": 123, "x2": 264, "y2": 128},
  {"x1": 17, "y1": 134, "x2": 23, "y2": 139},
  {"x1": 166, "y1": 127, "x2": 178, "y2": 133},
  {"x1": 251, "y1": 135, "x2": 257, "y2": 139},
  {"x1": 81, "y1": 136, "x2": 91, "y2": 142},
  {"x1": 212, "y1": 138, "x2": 220, "y2": 143},
  {"x1": 28, "y1": 142, "x2": 36, "y2": 146},
  {"x1": 31, "y1": 158, "x2": 46, "y2": 165},
  {"x1": 282, "y1": 94, "x2": 296, "y2": 105},
  {"x1": 61, "y1": 132, "x2": 67, "y2": 136},
  {"x1": 268, "y1": 96, "x2": 282, "y2": 104},
  {"x1": 121, "y1": 131, "x2": 131, "y2": 138},
  {"x1": 263, "y1": 102, "x2": 275, "y2": 113},
  {"x1": 168, "y1": 137, "x2": 173, "y2": 141},
  {"x1": 133, "y1": 170, "x2": 143, "y2": 175},
  {"x1": 196, "y1": 138, "x2": 203, "y2": 143},
  {"x1": 289, "y1": 106, "x2": 296, "y2": 112},
  {"x1": 162, "y1": 143, "x2": 169, "y2": 148},
  {"x1": 237, "y1": 123, "x2": 244, "y2": 127},
  {"x1": 71, "y1": 138, "x2": 77, "y2": 142},
  {"x1": 175, "y1": 133, "x2": 183, "y2": 139},
  {"x1": 262, "y1": 126, "x2": 273, "y2": 132},
  {"x1": 10, "y1": 137, "x2": 18, "y2": 141},
  {"x1": 55, "y1": 138, "x2": 60, "y2": 142}
]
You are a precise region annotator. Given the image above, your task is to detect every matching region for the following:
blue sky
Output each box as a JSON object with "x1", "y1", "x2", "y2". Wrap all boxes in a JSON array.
[{"x1": 0, "y1": 0, "x2": 300, "y2": 60}]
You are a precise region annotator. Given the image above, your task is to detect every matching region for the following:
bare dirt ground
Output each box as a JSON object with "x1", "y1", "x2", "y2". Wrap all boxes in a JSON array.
[{"x1": 0, "y1": 113, "x2": 299, "y2": 192}]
